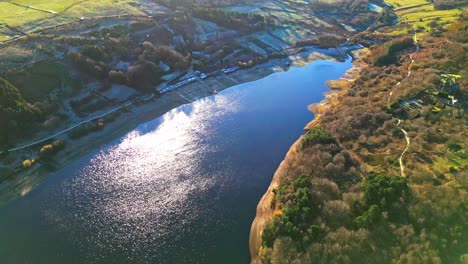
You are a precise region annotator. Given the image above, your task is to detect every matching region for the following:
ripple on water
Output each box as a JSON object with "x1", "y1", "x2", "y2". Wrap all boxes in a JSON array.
[{"x1": 42, "y1": 95, "x2": 242, "y2": 262}]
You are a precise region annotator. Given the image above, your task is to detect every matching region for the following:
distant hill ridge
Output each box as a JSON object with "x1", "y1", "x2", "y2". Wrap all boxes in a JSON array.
[{"x1": 155, "y1": 0, "x2": 255, "y2": 7}]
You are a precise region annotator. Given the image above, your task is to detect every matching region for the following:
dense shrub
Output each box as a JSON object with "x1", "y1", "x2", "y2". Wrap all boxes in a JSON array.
[
  {"x1": 301, "y1": 126, "x2": 336, "y2": 149},
  {"x1": 22, "y1": 159, "x2": 33, "y2": 168},
  {"x1": 353, "y1": 174, "x2": 411, "y2": 227},
  {"x1": 39, "y1": 140, "x2": 65, "y2": 158},
  {"x1": 294, "y1": 38, "x2": 318, "y2": 47},
  {"x1": 309, "y1": 0, "x2": 369, "y2": 13},
  {"x1": 0, "y1": 78, "x2": 42, "y2": 145},
  {"x1": 434, "y1": 0, "x2": 466, "y2": 9},
  {"x1": 373, "y1": 36, "x2": 414, "y2": 66},
  {"x1": 67, "y1": 52, "x2": 107, "y2": 78},
  {"x1": 193, "y1": 8, "x2": 266, "y2": 32},
  {"x1": 354, "y1": 204, "x2": 380, "y2": 227},
  {"x1": 141, "y1": 42, "x2": 189, "y2": 67},
  {"x1": 318, "y1": 35, "x2": 344, "y2": 48},
  {"x1": 81, "y1": 45, "x2": 109, "y2": 62},
  {"x1": 108, "y1": 70, "x2": 128, "y2": 84},
  {"x1": 263, "y1": 175, "x2": 324, "y2": 249},
  {"x1": 259, "y1": 18, "x2": 468, "y2": 264}
]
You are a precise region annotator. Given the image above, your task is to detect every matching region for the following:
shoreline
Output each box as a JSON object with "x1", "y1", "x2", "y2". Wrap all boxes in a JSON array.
[
  {"x1": 1, "y1": 45, "x2": 353, "y2": 205},
  {"x1": 248, "y1": 48, "x2": 368, "y2": 264}
]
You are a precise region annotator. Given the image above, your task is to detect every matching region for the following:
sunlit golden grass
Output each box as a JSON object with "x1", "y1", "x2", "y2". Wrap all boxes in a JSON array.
[
  {"x1": 0, "y1": 2, "x2": 51, "y2": 27},
  {"x1": 397, "y1": 4, "x2": 462, "y2": 26},
  {"x1": 59, "y1": 0, "x2": 146, "y2": 18},
  {"x1": 381, "y1": 0, "x2": 464, "y2": 36},
  {"x1": 385, "y1": 0, "x2": 429, "y2": 8}
]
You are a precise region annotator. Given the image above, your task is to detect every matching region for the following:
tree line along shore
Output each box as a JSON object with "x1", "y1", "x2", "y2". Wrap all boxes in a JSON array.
[{"x1": 250, "y1": 1, "x2": 467, "y2": 263}]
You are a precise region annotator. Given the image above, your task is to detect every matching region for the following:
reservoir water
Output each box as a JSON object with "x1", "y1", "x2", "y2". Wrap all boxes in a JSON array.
[{"x1": 0, "y1": 57, "x2": 352, "y2": 264}]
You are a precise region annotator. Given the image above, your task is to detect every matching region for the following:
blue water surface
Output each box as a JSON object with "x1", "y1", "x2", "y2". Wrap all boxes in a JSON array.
[{"x1": 0, "y1": 57, "x2": 351, "y2": 264}]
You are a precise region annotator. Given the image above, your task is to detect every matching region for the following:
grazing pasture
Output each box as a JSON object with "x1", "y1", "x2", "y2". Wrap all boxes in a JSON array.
[
  {"x1": 382, "y1": 0, "x2": 464, "y2": 35},
  {"x1": 0, "y1": 0, "x2": 155, "y2": 41}
]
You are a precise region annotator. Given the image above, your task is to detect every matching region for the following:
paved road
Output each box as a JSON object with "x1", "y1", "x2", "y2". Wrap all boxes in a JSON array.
[{"x1": 8, "y1": 94, "x2": 154, "y2": 152}]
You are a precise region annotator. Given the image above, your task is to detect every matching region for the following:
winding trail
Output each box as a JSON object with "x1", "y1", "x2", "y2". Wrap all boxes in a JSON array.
[
  {"x1": 387, "y1": 28, "x2": 419, "y2": 106},
  {"x1": 396, "y1": 119, "x2": 410, "y2": 177},
  {"x1": 388, "y1": 27, "x2": 419, "y2": 177}
]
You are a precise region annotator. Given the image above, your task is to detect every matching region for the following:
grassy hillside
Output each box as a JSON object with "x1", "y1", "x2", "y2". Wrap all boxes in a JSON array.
[
  {"x1": 254, "y1": 6, "x2": 467, "y2": 264},
  {"x1": 8, "y1": 0, "x2": 83, "y2": 12},
  {"x1": 0, "y1": 77, "x2": 41, "y2": 144},
  {"x1": 0, "y1": 0, "x2": 151, "y2": 41},
  {"x1": 397, "y1": 4, "x2": 462, "y2": 28},
  {"x1": 4, "y1": 60, "x2": 79, "y2": 101},
  {"x1": 0, "y1": 2, "x2": 49, "y2": 31},
  {"x1": 382, "y1": 0, "x2": 465, "y2": 35}
]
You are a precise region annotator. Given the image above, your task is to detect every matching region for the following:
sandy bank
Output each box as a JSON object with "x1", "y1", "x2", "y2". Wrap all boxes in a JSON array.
[{"x1": 248, "y1": 48, "x2": 368, "y2": 264}]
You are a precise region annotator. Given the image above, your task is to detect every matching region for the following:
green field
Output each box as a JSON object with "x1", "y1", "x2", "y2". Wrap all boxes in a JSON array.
[
  {"x1": 385, "y1": 0, "x2": 428, "y2": 8},
  {"x1": 398, "y1": 4, "x2": 462, "y2": 26},
  {"x1": 383, "y1": 0, "x2": 464, "y2": 35},
  {"x1": 0, "y1": 0, "x2": 148, "y2": 41},
  {"x1": 9, "y1": 0, "x2": 82, "y2": 13},
  {"x1": 0, "y1": 2, "x2": 51, "y2": 27}
]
